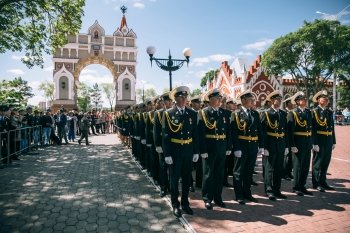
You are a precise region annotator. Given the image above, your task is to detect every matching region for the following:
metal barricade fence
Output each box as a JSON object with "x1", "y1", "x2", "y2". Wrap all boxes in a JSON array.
[{"x1": 0, "y1": 125, "x2": 42, "y2": 165}]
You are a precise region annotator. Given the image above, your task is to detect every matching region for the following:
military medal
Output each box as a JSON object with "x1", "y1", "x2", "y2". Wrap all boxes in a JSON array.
[
  {"x1": 223, "y1": 117, "x2": 226, "y2": 124},
  {"x1": 189, "y1": 118, "x2": 192, "y2": 125}
]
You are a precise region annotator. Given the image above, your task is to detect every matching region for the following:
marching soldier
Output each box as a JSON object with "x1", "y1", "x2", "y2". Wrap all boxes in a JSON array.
[
  {"x1": 287, "y1": 91, "x2": 314, "y2": 196},
  {"x1": 154, "y1": 92, "x2": 172, "y2": 197},
  {"x1": 282, "y1": 97, "x2": 294, "y2": 180},
  {"x1": 260, "y1": 90, "x2": 289, "y2": 200},
  {"x1": 311, "y1": 90, "x2": 336, "y2": 192},
  {"x1": 223, "y1": 98, "x2": 235, "y2": 187},
  {"x1": 162, "y1": 86, "x2": 199, "y2": 218},
  {"x1": 230, "y1": 90, "x2": 264, "y2": 205},
  {"x1": 198, "y1": 88, "x2": 231, "y2": 210}
]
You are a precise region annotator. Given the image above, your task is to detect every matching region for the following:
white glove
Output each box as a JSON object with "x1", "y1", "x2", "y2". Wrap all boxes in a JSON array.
[
  {"x1": 165, "y1": 156, "x2": 173, "y2": 165},
  {"x1": 312, "y1": 145, "x2": 320, "y2": 152},
  {"x1": 141, "y1": 139, "x2": 146, "y2": 144},
  {"x1": 201, "y1": 153, "x2": 208, "y2": 158},
  {"x1": 234, "y1": 150, "x2": 242, "y2": 158},
  {"x1": 156, "y1": 147, "x2": 163, "y2": 153},
  {"x1": 123, "y1": 128, "x2": 125, "y2": 131},
  {"x1": 332, "y1": 144, "x2": 335, "y2": 150},
  {"x1": 146, "y1": 144, "x2": 152, "y2": 147},
  {"x1": 226, "y1": 150, "x2": 232, "y2": 155},
  {"x1": 284, "y1": 148, "x2": 289, "y2": 156},
  {"x1": 135, "y1": 136, "x2": 140, "y2": 140},
  {"x1": 258, "y1": 148, "x2": 264, "y2": 155},
  {"x1": 291, "y1": 147, "x2": 298, "y2": 153},
  {"x1": 263, "y1": 149, "x2": 269, "y2": 156},
  {"x1": 193, "y1": 154, "x2": 199, "y2": 162}
]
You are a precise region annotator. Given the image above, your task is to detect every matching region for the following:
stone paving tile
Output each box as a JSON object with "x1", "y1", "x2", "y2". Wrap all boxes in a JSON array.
[
  {"x1": 0, "y1": 134, "x2": 187, "y2": 233},
  {"x1": 186, "y1": 126, "x2": 350, "y2": 232}
]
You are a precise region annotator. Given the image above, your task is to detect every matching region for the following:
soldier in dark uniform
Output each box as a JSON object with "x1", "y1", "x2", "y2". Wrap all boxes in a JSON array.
[
  {"x1": 162, "y1": 86, "x2": 199, "y2": 218},
  {"x1": 198, "y1": 89, "x2": 231, "y2": 210},
  {"x1": 223, "y1": 98, "x2": 237, "y2": 187},
  {"x1": 311, "y1": 90, "x2": 336, "y2": 192},
  {"x1": 143, "y1": 99, "x2": 152, "y2": 175},
  {"x1": 260, "y1": 90, "x2": 289, "y2": 200},
  {"x1": 190, "y1": 95, "x2": 202, "y2": 191},
  {"x1": 154, "y1": 92, "x2": 172, "y2": 197},
  {"x1": 230, "y1": 90, "x2": 264, "y2": 205},
  {"x1": 282, "y1": 97, "x2": 294, "y2": 180},
  {"x1": 287, "y1": 91, "x2": 314, "y2": 196},
  {"x1": 133, "y1": 105, "x2": 142, "y2": 163}
]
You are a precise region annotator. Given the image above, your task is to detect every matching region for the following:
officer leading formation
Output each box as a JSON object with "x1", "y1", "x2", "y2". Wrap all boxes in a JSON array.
[{"x1": 115, "y1": 86, "x2": 336, "y2": 218}]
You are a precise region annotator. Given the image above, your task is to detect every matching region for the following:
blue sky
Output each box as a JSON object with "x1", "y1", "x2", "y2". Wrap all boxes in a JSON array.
[{"x1": 0, "y1": 0, "x2": 349, "y2": 106}]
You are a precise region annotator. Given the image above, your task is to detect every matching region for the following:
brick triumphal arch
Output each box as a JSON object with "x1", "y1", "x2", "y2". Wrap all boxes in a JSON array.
[{"x1": 51, "y1": 7, "x2": 137, "y2": 111}]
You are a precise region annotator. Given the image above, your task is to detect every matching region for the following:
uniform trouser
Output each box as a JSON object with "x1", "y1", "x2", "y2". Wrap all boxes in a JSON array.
[
  {"x1": 150, "y1": 145, "x2": 160, "y2": 182},
  {"x1": 131, "y1": 137, "x2": 136, "y2": 156},
  {"x1": 202, "y1": 148, "x2": 226, "y2": 203},
  {"x1": 195, "y1": 158, "x2": 203, "y2": 188},
  {"x1": 283, "y1": 150, "x2": 293, "y2": 177},
  {"x1": 58, "y1": 126, "x2": 68, "y2": 143},
  {"x1": 135, "y1": 139, "x2": 141, "y2": 161},
  {"x1": 79, "y1": 130, "x2": 89, "y2": 144},
  {"x1": 224, "y1": 153, "x2": 234, "y2": 183},
  {"x1": 312, "y1": 142, "x2": 332, "y2": 187},
  {"x1": 140, "y1": 142, "x2": 146, "y2": 168},
  {"x1": 292, "y1": 149, "x2": 311, "y2": 190},
  {"x1": 169, "y1": 144, "x2": 193, "y2": 208},
  {"x1": 263, "y1": 139, "x2": 285, "y2": 193},
  {"x1": 233, "y1": 141, "x2": 258, "y2": 200},
  {"x1": 158, "y1": 153, "x2": 169, "y2": 191}
]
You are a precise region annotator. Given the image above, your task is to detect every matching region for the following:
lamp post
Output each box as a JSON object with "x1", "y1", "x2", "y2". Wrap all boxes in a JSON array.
[{"x1": 146, "y1": 47, "x2": 192, "y2": 91}]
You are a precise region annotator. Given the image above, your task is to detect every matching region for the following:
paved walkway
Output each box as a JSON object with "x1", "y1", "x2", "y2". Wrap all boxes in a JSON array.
[
  {"x1": 0, "y1": 134, "x2": 187, "y2": 233},
  {"x1": 1, "y1": 126, "x2": 349, "y2": 233}
]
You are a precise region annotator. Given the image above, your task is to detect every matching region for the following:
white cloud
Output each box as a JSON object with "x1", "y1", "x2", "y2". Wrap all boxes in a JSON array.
[
  {"x1": 28, "y1": 81, "x2": 41, "y2": 90},
  {"x1": 133, "y1": 2, "x2": 145, "y2": 9},
  {"x1": 195, "y1": 70, "x2": 208, "y2": 78},
  {"x1": 236, "y1": 51, "x2": 253, "y2": 57},
  {"x1": 316, "y1": 9, "x2": 350, "y2": 21},
  {"x1": 11, "y1": 55, "x2": 24, "y2": 60},
  {"x1": 81, "y1": 69, "x2": 98, "y2": 75},
  {"x1": 191, "y1": 54, "x2": 233, "y2": 67},
  {"x1": 44, "y1": 65, "x2": 54, "y2": 72},
  {"x1": 243, "y1": 39, "x2": 274, "y2": 51},
  {"x1": 135, "y1": 79, "x2": 156, "y2": 90},
  {"x1": 7, "y1": 69, "x2": 24, "y2": 75},
  {"x1": 27, "y1": 95, "x2": 46, "y2": 106},
  {"x1": 79, "y1": 73, "x2": 113, "y2": 85}
]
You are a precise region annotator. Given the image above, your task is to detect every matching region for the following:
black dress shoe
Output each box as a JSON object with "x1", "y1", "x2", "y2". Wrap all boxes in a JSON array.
[
  {"x1": 316, "y1": 186, "x2": 325, "y2": 192},
  {"x1": 245, "y1": 196, "x2": 259, "y2": 202},
  {"x1": 214, "y1": 201, "x2": 226, "y2": 208},
  {"x1": 205, "y1": 202, "x2": 213, "y2": 210},
  {"x1": 322, "y1": 184, "x2": 335, "y2": 190},
  {"x1": 173, "y1": 207, "x2": 182, "y2": 218},
  {"x1": 181, "y1": 206, "x2": 193, "y2": 215},
  {"x1": 293, "y1": 189, "x2": 304, "y2": 196},
  {"x1": 301, "y1": 188, "x2": 313, "y2": 196},
  {"x1": 78, "y1": 140, "x2": 81, "y2": 145},
  {"x1": 267, "y1": 193, "x2": 276, "y2": 201},
  {"x1": 274, "y1": 192, "x2": 287, "y2": 199},
  {"x1": 237, "y1": 199, "x2": 245, "y2": 205},
  {"x1": 251, "y1": 180, "x2": 258, "y2": 186}
]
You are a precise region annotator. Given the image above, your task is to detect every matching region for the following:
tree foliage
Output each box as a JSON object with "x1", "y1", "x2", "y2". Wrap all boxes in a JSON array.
[
  {"x1": 101, "y1": 83, "x2": 116, "y2": 112},
  {"x1": 200, "y1": 69, "x2": 220, "y2": 87},
  {"x1": 90, "y1": 83, "x2": 102, "y2": 109},
  {"x1": 262, "y1": 19, "x2": 350, "y2": 99},
  {"x1": 0, "y1": 77, "x2": 34, "y2": 107},
  {"x1": 190, "y1": 88, "x2": 202, "y2": 97},
  {"x1": 136, "y1": 88, "x2": 157, "y2": 103},
  {"x1": 77, "y1": 82, "x2": 91, "y2": 112},
  {"x1": 0, "y1": 0, "x2": 85, "y2": 68},
  {"x1": 38, "y1": 81, "x2": 54, "y2": 101}
]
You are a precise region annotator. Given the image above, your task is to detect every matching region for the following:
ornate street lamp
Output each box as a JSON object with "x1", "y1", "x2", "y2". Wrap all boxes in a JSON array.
[{"x1": 146, "y1": 46, "x2": 192, "y2": 91}]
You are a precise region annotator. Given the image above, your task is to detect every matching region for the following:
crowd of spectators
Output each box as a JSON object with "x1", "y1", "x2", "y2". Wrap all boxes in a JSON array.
[
  {"x1": 0, "y1": 105, "x2": 117, "y2": 166},
  {"x1": 335, "y1": 106, "x2": 350, "y2": 125}
]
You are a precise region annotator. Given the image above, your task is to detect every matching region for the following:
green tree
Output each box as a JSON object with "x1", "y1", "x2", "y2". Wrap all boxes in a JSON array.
[
  {"x1": 200, "y1": 69, "x2": 220, "y2": 87},
  {"x1": 0, "y1": 77, "x2": 34, "y2": 106},
  {"x1": 0, "y1": 0, "x2": 85, "y2": 68},
  {"x1": 101, "y1": 83, "x2": 115, "y2": 111},
  {"x1": 262, "y1": 19, "x2": 350, "y2": 100},
  {"x1": 38, "y1": 81, "x2": 54, "y2": 101},
  {"x1": 90, "y1": 83, "x2": 102, "y2": 110},
  {"x1": 136, "y1": 88, "x2": 157, "y2": 103},
  {"x1": 77, "y1": 82, "x2": 91, "y2": 112},
  {"x1": 190, "y1": 88, "x2": 202, "y2": 97}
]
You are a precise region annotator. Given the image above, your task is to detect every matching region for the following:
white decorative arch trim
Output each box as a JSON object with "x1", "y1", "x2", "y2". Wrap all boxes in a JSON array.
[
  {"x1": 117, "y1": 67, "x2": 136, "y2": 100},
  {"x1": 53, "y1": 64, "x2": 74, "y2": 100}
]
